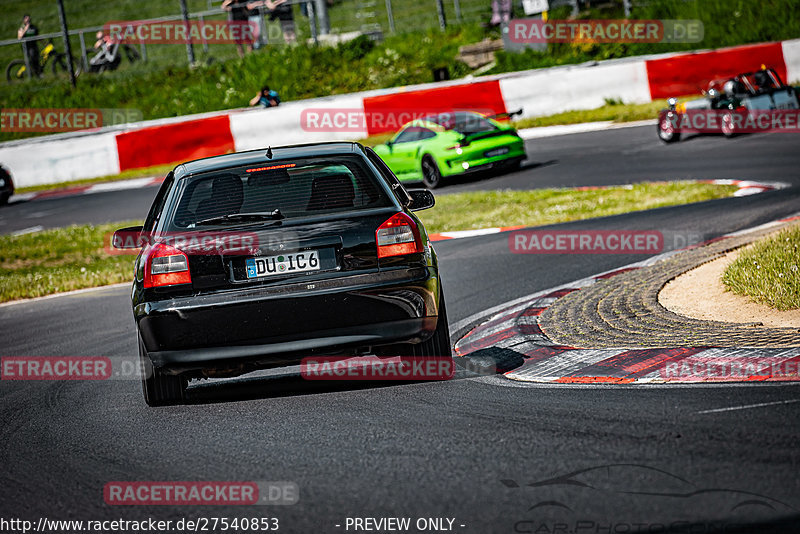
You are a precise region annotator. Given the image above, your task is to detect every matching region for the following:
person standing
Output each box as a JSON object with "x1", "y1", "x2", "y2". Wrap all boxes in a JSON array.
[
  {"x1": 248, "y1": 0, "x2": 296, "y2": 44},
  {"x1": 17, "y1": 14, "x2": 40, "y2": 76},
  {"x1": 490, "y1": 0, "x2": 512, "y2": 26},
  {"x1": 223, "y1": 0, "x2": 254, "y2": 57}
]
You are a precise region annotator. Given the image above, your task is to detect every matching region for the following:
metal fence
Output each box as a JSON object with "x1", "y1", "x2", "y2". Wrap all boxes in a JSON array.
[
  {"x1": 0, "y1": 0, "x2": 495, "y2": 83},
  {"x1": 0, "y1": 0, "x2": 655, "y2": 82}
]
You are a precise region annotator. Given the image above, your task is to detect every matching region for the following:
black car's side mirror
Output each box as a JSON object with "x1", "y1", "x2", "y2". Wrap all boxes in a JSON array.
[
  {"x1": 407, "y1": 189, "x2": 435, "y2": 211},
  {"x1": 112, "y1": 225, "x2": 146, "y2": 249}
]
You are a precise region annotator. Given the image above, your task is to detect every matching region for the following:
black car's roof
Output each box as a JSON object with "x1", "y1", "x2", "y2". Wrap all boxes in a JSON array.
[{"x1": 175, "y1": 142, "x2": 362, "y2": 178}]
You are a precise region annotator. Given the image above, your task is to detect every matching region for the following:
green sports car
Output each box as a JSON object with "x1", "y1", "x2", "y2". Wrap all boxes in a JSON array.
[{"x1": 373, "y1": 111, "x2": 527, "y2": 188}]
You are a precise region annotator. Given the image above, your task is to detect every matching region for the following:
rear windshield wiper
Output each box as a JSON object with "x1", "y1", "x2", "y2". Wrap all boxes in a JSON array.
[{"x1": 195, "y1": 209, "x2": 285, "y2": 226}]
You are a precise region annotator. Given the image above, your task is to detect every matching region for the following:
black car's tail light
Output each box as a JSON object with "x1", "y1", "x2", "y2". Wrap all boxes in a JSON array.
[
  {"x1": 376, "y1": 212, "x2": 423, "y2": 259},
  {"x1": 143, "y1": 243, "x2": 191, "y2": 288}
]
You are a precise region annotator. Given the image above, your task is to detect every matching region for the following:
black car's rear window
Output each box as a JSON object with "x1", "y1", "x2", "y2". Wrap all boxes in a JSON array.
[{"x1": 168, "y1": 156, "x2": 392, "y2": 229}]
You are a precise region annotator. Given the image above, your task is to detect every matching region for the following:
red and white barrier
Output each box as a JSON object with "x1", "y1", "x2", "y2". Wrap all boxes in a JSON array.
[
  {"x1": 2, "y1": 38, "x2": 798, "y2": 189},
  {"x1": 500, "y1": 60, "x2": 652, "y2": 118},
  {"x1": 644, "y1": 41, "x2": 787, "y2": 99}
]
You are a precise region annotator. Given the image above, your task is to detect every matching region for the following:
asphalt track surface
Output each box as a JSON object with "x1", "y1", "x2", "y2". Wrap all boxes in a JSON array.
[{"x1": 2, "y1": 127, "x2": 800, "y2": 532}]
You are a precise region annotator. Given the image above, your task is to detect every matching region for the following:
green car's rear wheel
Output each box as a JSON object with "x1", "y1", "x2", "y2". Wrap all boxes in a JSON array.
[{"x1": 421, "y1": 156, "x2": 442, "y2": 189}]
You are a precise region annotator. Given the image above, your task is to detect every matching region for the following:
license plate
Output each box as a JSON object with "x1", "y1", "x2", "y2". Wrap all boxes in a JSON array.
[
  {"x1": 485, "y1": 147, "x2": 510, "y2": 157},
  {"x1": 246, "y1": 250, "x2": 320, "y2": 279}
]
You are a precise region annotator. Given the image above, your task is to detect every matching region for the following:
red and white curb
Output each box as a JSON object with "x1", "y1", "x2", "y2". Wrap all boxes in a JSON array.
[
  {"x1": 428, "y1": 179, "x2": 788, "y2": 243},
  {"x1": 10, "y1": 176, "x2": 163, "y2": 204},
  {"x1": 452, "y1": 214, "x2": 800, "y2": 384}
]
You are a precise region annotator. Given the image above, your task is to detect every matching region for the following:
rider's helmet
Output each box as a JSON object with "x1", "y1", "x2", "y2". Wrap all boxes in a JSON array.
[{"x1": 723, "y1": 80, "x2": 737, "y2": 97}]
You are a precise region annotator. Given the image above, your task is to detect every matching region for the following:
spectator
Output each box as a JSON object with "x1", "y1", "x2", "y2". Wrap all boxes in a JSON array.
[
  {"x1": 249, "y1": 0, "x2": 296, "y2": 44},
  {"x1": 17, "y1": 14, "x2": 40, "y2": 76},
  {"x1": 247, "y1": 4, "x2": 266, "y2": 49},
  {"x1": 222, "y1": 0, "x2": 254, "y2": 57},
  {"x1": 490, "y1": 0, "x2": 512, "y2": 26},
  {"x1": 92, "y1": 30, "x2": 116, "y2": 64},
  {"x1": 249, "y1": 85, "x2": 281, "y2": 107}
]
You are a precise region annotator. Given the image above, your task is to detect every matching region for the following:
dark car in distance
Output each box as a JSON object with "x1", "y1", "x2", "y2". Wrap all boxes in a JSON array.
[{"x1": 114, "y1": 142, "x2": 450, "y2": 406}]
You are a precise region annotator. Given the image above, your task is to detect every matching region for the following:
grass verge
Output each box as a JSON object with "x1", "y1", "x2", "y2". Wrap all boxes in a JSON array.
[
  {"x1": 0, "y1": 221, "x2": 140, "y2": 303},
  {"x1": 416, "y1": 182, "x2": 738, "y2": 233},
  {"x1": 511, "y1": 99, "x2": 674, "y2": 130},
  {"x1": 1, "y1": 181, "x2": 738, "y2": 303},
  {"x1": 722, "y1": 225, "x2": 800, "y2": 311}
]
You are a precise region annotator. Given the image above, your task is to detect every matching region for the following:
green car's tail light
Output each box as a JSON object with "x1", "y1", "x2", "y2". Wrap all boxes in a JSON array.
[
  {"x1": 376, "y1": 212, "x2": 423, "y2": 258},
  {"x1": 144, "y1": 243, "x2": 191, "y2": 288}
]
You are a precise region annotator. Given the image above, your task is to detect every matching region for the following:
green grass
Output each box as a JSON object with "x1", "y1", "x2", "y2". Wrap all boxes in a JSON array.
[
  {"x1": 0, "y1": 26, "x2": 482, "y2": 143},
  {"x1": 416, "y1": 182, "x2": 738, "y2": 233},
  {"x1": 0, "y1": 181, "x2": 737, "y2": 303},
  {"x1": 512, "y1": 99, "x2": 673, "y2": 129},
  {"x1": 0, "y1": 221, "x2": 140, "y2": 302},
  {"x1": 722, "y1": 225, "x2": 800, "y2": 311}
]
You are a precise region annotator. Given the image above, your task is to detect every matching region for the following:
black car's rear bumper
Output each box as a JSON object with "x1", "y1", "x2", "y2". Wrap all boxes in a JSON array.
[{"x1": 135, "y1": 267, "x2": 440, "y2": 372}]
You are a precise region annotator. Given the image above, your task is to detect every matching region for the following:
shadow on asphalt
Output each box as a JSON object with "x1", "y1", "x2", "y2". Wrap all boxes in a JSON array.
[
  {"x1": 184, "y1": 373, "x2": 409, "y2": 404},
  {"x1": 405, "y1": 159, "x2": 559, "y2": 191},
  {"x1": 181, "y1": 349, "x2": 526, "y2": 405}
]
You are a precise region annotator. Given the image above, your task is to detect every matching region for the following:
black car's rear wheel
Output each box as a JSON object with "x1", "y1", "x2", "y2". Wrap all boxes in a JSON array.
[
  {"x1": 398, "y1": 287, "x2": 451, "y2": 358},
  {"x1": 139, "y1": 334, "x2": 187, "y2": 406},
  {"x1": 421, "y1": 156, "x2": 442, "y2": 189},
  {"x1": 413, "y1": 292, "x2": 451, "y2": 357}
]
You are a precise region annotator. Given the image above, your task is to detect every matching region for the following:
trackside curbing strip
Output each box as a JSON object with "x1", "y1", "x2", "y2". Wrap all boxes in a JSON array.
[{"x1": 452, "y1": 212, "x2": 800, "y2": 384}]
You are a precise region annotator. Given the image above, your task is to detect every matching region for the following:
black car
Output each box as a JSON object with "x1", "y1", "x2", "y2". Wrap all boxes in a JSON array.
[
  {"x1": 0, "y1": 165, "x2": 15, "y2": 205},
  {"x1": 114, "y1": 142, "x2": 450, "y2": 406}
]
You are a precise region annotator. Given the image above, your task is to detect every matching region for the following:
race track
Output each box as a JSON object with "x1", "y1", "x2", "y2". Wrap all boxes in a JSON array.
[{"x1": 2, "y1": 127, "x2": 800, "y2": 532}]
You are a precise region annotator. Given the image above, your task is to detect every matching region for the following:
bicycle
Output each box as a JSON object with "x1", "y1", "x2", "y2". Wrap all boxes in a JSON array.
[
  {"x1": 6, "y1": 40, "x2": 81, "y2": 83},
  {"x1": 87, "y1": 40, "x2": 140, "y2": 74}
]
